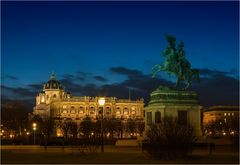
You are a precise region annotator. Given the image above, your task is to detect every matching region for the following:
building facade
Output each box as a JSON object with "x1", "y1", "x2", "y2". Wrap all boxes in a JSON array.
[
  {"x1": 33, "y1": 73, "x2": 144, "y2": 124},
  {"x1": 203, "y1": 106, "x2": 239, "y2": 125}
]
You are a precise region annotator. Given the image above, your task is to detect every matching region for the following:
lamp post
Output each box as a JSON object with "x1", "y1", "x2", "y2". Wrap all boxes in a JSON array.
[
  {"x1": 98, "y1": 97, "x2": 105, "y2": 153},
  {"x1": 32, "y1": 123, "x2": 37, "y2": 145}
]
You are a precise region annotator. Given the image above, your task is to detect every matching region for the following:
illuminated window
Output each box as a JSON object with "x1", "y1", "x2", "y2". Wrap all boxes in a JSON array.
[
  {"x1": 131, "y1": 106, "x2": 135, "y2": 110},
  {"x1": 232, "y1": 113, "x2": 234, "y2": 116},
  {"x1": 124, "y1": 109, "x2": 128, "y2": 115},
  {"x1": 228, "y1": 113, "x2": 230, "y2": 116},
  {"x1": 224, "y1": 113, "x2": 227, "y2": 116},
  {"x1": 132, "y1": 111, "x2": 136, "y2": 114},
  {"x1": 79, "y1": 110, "x2": 84, "y2": 114},
  {"x1": 70, "y1": 106, "x2": 75, "y2": 113},
  {"x1": 116, "y1": 111, "x2": 120, "y2": 115},
  {"x1": 41, "y1": 96, "x2": 45, "y2": 103},
  {"x1": 63, "y1": 105, "x2": 67, "y2": 109},
  {"x1": 79, "y1": 106, "x2": 84, "y2": 114}
]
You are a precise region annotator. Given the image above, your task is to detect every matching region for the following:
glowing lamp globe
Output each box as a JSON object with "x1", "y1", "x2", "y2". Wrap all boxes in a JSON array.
[{"x1": 98, "y1": 97, "x2": 105, "y2": 106}]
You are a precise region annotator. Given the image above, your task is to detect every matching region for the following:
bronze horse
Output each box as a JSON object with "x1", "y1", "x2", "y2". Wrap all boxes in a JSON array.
[{"x1": 151, "y1": 34, "x2": 199, "y2": 90}]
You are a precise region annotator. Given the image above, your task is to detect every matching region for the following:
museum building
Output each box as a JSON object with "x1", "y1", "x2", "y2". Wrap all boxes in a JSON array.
[{"x1": 32, "y1": 73, "x2": 144, "y2": 124}]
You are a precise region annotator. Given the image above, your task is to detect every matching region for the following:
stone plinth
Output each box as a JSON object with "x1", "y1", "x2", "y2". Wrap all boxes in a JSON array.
[{"x1": 144, "y1": 86, "x2": 202, "y2": 136}]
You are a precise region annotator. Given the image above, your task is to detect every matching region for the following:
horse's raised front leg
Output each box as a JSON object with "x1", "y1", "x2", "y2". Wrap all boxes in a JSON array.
[
  {"x1": 175, "y1": 78, "x2": 179, "y2": 88},
  {"x1": 184, "y1": 81, "x2": 190, "y2": 90},
  {"x1": 151, "y1": 64, "x2": 162, "y2": 78}
]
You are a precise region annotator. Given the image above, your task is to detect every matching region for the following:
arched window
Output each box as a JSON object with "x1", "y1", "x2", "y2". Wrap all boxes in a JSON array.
[
  {"x1": 53, "y1": 94, "x2": 57, "y2": 99},
  {"x1": 79, "y1": 106, "x2": 84, "y2": 114},
  {"x1": 70, "y1": 106, "x2": 75, "y2": 113},
  {"x1": 41, "y1": 96, "x2": 45, "y2": 103},
  {"x1": 124, "y1": 107, "x2": 128, "y2": 115},
  {"x1": 155, "y1": 111, "x2": 161, "y2": 123},
  {"x1": 106, "y1": 106, "x2": 111, "y2": 115},
  {"x1": 90, "y1": 106, "x2": 95, "y2": 115}
]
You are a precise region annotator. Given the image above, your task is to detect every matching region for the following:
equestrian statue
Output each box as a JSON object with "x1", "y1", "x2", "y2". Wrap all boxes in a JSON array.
[{"x1": 151, "y1": 34, "x2": 200, "y2": 90}]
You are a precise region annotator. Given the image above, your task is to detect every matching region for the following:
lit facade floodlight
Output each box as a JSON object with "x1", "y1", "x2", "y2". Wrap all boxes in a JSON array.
[{"x1": 98, "y1": 97, "x2": 105, "y2": 106}]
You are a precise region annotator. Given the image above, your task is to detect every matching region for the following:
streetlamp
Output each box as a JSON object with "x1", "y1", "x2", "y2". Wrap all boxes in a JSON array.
[
  {"x1": 98, "y1": 97, "x2": 105, "y2": 153},
  {"x1": 32, "y1": 123, "x2": 37, "y2": 145}
]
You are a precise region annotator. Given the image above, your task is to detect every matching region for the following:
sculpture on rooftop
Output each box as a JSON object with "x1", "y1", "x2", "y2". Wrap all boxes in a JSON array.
[{"x1": 151, "y1": 34, "x2": 199, "y2": 90}]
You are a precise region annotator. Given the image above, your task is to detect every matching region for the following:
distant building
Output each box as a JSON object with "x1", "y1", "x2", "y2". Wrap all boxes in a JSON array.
[
  {"x1": 31, "y1": 73, "x2": 144, "y2": 136},
  {"x1": 202, "y1": 106, "x2": 239, "y2": 137},
  {"x1": 203, "y1": 106, "x2": 239, "y2": 125}
]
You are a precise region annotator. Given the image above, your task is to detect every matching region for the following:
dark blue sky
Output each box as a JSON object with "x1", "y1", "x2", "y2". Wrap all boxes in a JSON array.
[{"x1": 1, "y1": 1, "x2": 239, "y2": 106}]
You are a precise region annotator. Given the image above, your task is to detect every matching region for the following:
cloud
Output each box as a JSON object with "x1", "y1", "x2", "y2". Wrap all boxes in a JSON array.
[
  {"x1": 28, "y1": 83, "x2": 44, "y2": 91},
  {"x1": 110, "y1": 67, "x2": 143, "y2": 79},
  {"x1": 62, "y1": 74, "x2": 75, "y2": 80},
  {"x1": 93, "y1": 76, "x2": 107, "y2": 82},
  {"x1": 77, "y1": 71, "x2": 92, "y2": 77},
  {"x1": 199, "y1": 68, "x2": 239, "y2": 78},
  {"x1": 1, "y1": 67, "x2": 238, "y2": 107},
  {"x1": 1, "y1": 85, "x2": 36, "y2": 101},
  {"x1": 199, "y1": 68, "x2": 228, "y2": 76},
  {"x1": 61, "y1": 73, "x2": 85, "y2": 81},
  {"x1": 60, "y1": 78, "x2": 82, "y2": 93},
  {"x1": 1, "y1": 75, "x2": 18, "y2": 80},
  {"x1": 191, "y1": 74, "x2": 239, "y2": 106}
]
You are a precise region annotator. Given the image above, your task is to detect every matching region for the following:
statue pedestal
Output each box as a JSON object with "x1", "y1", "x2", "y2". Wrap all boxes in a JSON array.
[{"x1": 144, "y1": 86, "x2": 202, "y2": 137}]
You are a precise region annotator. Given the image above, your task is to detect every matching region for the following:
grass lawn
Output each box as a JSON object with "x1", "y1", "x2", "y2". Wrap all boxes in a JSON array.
[{"x1": 1, "y1": 146, "x2": 239, "y2": 164}]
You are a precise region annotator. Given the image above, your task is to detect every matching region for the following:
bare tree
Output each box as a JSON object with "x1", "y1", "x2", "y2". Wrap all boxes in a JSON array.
[
  {"x1": 136, "y1": 119, "x2": 145, "y2": 136},
  {"x1": 126, "y1": 118, "x2": 137, "y2": 137},
  {"x1": 56, "y1": 120, "x2": 73, "y2": 146},
  {"x1": 79, "y1": 117, "x2": 94, "y2": 137},
  {"x1": 144, "y1": 117, "x2": 195, "y2": 160},
  {"x1": 66, "y1": 121, "x2": 77, "y2": 139},
  {"x1": 41, "y1": 119, "x2": 54, "y2": 147}
]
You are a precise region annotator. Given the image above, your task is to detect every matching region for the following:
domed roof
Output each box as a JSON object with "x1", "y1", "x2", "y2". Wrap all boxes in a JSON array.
[
  {"x1": 149, "y1": 85, "x2": 198, "y2": 105},
  {"x1": 44, "y1": 73, "x2": 63, "y2": 90}
]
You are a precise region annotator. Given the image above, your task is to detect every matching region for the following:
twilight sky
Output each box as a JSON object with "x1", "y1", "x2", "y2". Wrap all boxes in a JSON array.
[{"x1": 1, "y1": 1, "x2": 239, "y2": 106}]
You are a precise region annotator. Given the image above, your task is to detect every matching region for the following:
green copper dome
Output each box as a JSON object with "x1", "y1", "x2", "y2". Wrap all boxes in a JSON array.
[
  {"x1": 43, "y1": 73, "x2": 63, "y2": 90},
  {"x1": 149, "y1": 86, "x2": 199, "y2": 105}
]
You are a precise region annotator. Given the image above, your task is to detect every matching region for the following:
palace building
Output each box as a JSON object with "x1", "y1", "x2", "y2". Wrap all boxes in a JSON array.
[
  {"x1": 203, "y1": 106, "x2": 239, "y2": 125},
  {"x1": 32, "y1": 73, "x2": 144, "y2": 124}
]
